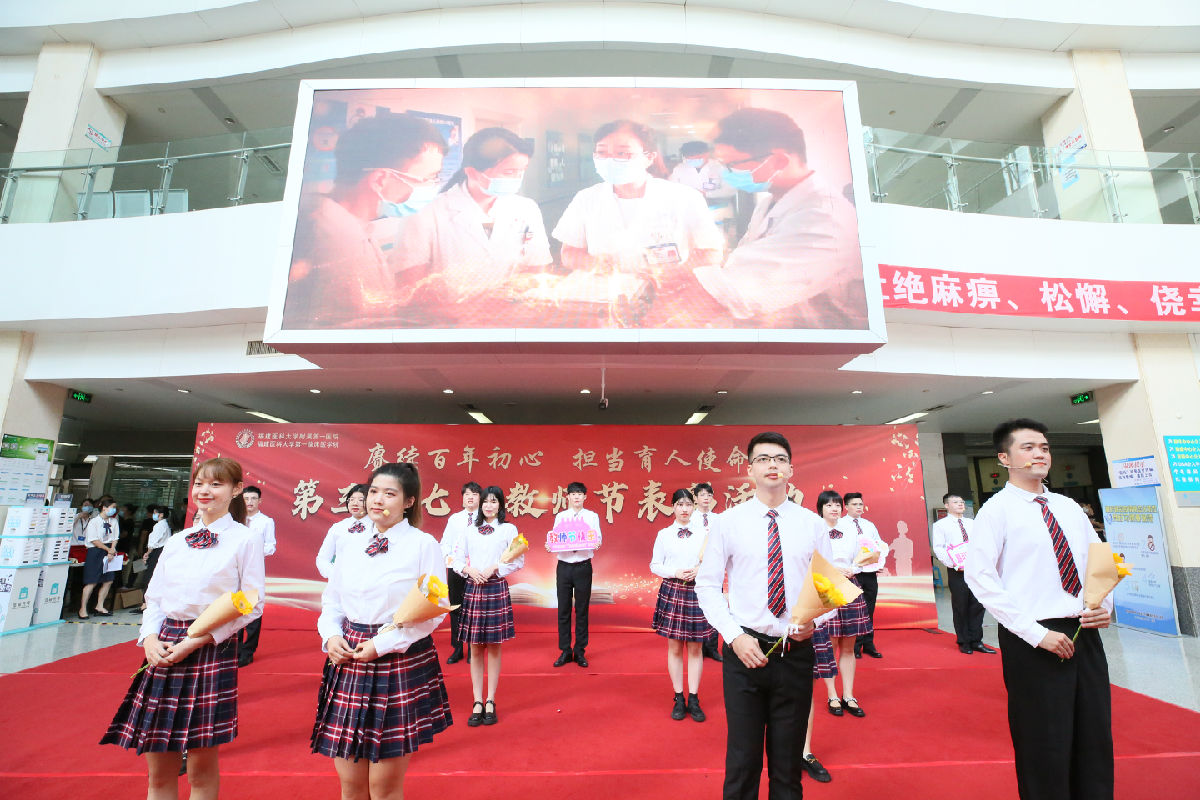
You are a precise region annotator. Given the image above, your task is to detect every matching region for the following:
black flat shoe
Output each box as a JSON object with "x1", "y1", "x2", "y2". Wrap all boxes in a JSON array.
[
  {"x1": 803, "y1": 754, "x2": 832, "y2": 783},
  {"x1": 467, "y1": 701, "x2": 485, "y2": 727},
  {"x1": 843, "y1": 697, "x2": 866, "y2": 717},
  {"x1": 863, "y1": 646, "x2": 883, "y2": 659},
  {"x1": 482, "y1": 700, "x2": 497, "y2": 726},
  {"x1": 574, "y1": 652, "x2": 588, "y2": 668},
  {"x1": 553, "y1": 650, "x2": 573, "y2": 667},
  {"x1": 686, "y1": 693, "x2": 706, "y2": 722},
  {"x1": 446, "y1": 647, "x2": 464, "y2": 664},
  {"x1": 971, "y1": 643, "x2": 997, "y2": 654},
  {"x1": 827, "y1": 698, "x2": 844, "y2": 717},
  {"x1": 959, "y1": 644, "x2": 973, "y2": 654},
  {"x1": 671, "y1": 692, "x2": 687, "y2": 721}
]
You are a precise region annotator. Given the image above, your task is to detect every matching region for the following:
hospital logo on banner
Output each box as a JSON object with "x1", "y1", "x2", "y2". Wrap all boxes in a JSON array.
[{"x1": 235, "y1": 429, "x2": 255, "y2": 449}]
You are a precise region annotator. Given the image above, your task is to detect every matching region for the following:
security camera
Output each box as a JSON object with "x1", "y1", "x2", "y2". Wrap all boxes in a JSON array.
[{"x1": 598, "y1": 397, "x2": 610, "y2": 411}]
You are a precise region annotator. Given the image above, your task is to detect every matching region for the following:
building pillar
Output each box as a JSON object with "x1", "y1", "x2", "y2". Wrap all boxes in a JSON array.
[
  {"x1": 8, "y1": 43, "x2": 126, "y2": 223},
  {"x1": 1096, "y1": 333, "x2": 1200, "y2": 636},
  {"x1": 1040, "y1": 50, "x2": 1162, "y2": 224},
  {"x1": 0, "y1": 331, "x2": 68, "y2": 450}
]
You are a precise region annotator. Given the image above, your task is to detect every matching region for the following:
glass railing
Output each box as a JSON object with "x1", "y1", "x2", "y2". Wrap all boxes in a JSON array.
[
  {"x1": 2, "y1": 125, "x2": 1197, "y2": 225},
  {"x1": 0, "y1": 127, "x2": 291, "y2": 223}
]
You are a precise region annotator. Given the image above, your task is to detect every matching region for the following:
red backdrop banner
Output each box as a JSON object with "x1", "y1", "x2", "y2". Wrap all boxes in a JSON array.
[
  {"x1": 881, "y1": 264, "x2": 1200, "y2": 321},
  {"x1": 192, "y1": 424, "x2": 935, "y2": 630}
]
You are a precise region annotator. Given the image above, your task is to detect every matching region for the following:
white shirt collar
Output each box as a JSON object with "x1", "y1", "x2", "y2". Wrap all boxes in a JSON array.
[{"x1": 1005, "y1": 481, "x2": 1049, "y2": 502}]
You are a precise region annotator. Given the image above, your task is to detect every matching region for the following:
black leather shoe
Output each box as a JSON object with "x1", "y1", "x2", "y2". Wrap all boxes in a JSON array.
[
  {"x1": 702, "y1": 642, "x2": 723, "y2": 662},
  {"x1": 237, "y1": 655, "x2": 253, "y2": 668},
  {"x1": 467, "y1": 701, "x2": 484, "y2": 727},
  {"x1": 553, "y1": 650, "x2": 573, "y2": 667},
  {"x1": 971, "y1": 643, "x2": 997, "y2": 654},
  {"x1": 803, "y1": 754, "x2": 832, "y2": 783},
  {"x1": 827, "y1": 698, "x2": 844, "y2": 717},
  {"x1": 671, "y1": 693, "x2": 687, "y2": 721},
  {"x1": 843, "y1": 697, "x2": 866, "y2": 717},
  {"x1": 446, "y1": 646, "x2": 464, "y2": 664},
  {"x1": 959, "y1": 644, "x2": 973, "y2": 654},
  {"x1": 574, "y1": 652, "x2": 588, "y2": 668},
  {"x1": 863, "y1": 645, "x2": 883, "y2": 659},
  {"x1": 853, "y1": 643, "x2": 862, "y2": 659},
  {"x1": 686, "y1": 693, "x2": 706, "y2": 722},
  {"x1": 482, "y1": 700, "x2": 497, "y2": 726}
]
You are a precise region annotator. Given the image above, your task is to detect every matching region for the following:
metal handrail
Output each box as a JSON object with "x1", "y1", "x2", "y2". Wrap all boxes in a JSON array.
[
  {"x1": 868, "y1": 142, "x2": 1195, "y2": 175},
  {"x1": 0, "y1": 141, "x2": 290, "y2": 176}
]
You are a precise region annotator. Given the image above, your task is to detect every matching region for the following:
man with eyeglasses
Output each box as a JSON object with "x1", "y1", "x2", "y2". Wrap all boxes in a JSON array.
[
  {"x1": 285, "y1": 114, "x2": 447, "y2": 328},
  {"x1": 693, "y1": 107, "x2": 867, "y2": 330},
  {"x1": 697, "y1": 432, "x2": 834, "y2": 800}
]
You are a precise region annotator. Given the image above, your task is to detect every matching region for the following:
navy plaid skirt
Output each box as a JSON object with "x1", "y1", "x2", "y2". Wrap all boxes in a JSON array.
[
  {"x1": 812, "y1": 625, "x2": 838, "y2": 679},
  {"x1": 460, "y1": 575, "x2": 515, "y2": 644},
  {"x1": 311, "y1": 620, "x2": 452, "y2": 762},
  {"x1": 101, "y1": 617, "x2": 238, "y2": 753},
  {"x1": 652, "y1": 578, "x2": 715, "y2": 642},
  {"x1": 826, "y1": 576, "x2": 872, "y2": 639}
]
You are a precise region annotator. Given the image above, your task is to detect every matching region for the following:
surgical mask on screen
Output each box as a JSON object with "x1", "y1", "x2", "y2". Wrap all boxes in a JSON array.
[{"x1": 593, "y1": 157, "x2": 647, "y2": 186}]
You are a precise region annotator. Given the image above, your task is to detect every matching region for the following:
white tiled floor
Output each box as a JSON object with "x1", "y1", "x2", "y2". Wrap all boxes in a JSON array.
[{"x1": 4, "y1": 592, "x2": 1198, "y2": 712}]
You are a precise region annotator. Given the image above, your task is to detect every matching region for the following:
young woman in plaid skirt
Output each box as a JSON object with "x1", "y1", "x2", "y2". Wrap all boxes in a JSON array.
[
  {"x1": 649, "y1": 488, "x2": 715, "y2": 722},
  {"x1": 451, "y1": 485, "x2": 525, "y2": 727},
  {"x1": 101, "y1": 457, "x2": 265, "y2": 800},
  {"x1": 816, "y1": 490, "x2": 871, "y2": 719},
  {"x1": 312, "y1": 461, "x2": 453, "y2": 798}
]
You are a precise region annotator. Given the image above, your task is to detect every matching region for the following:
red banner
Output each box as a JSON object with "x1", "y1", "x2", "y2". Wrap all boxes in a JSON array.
[
  {"x1": 881, "y1": 264, "x2": 1200, "y2": 321},
  {"x1": 193, "y1": 424, "x2": 934, "y2": 629}
]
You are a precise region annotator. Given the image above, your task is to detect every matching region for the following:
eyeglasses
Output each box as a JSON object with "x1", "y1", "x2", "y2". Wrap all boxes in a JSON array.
[
  {"x1": 378, "y1": 168, "x2": 442, "y2": 187},
  {"x1": 593, "y1": 150, "x2": 649, "y2": 162},
  {"x1": 750, "y1": 454, "x2": 791, "y2": 465},
  {"x1": 724, "y1": 154, "x2": 773, "y2": 171}
]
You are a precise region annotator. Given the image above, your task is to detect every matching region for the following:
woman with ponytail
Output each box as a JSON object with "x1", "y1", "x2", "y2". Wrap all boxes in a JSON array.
[{"x1": 101, "y1": 457, "x2": 264, "y2": 800}]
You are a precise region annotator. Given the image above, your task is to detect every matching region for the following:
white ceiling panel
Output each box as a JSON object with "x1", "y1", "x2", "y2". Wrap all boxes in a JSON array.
[
  {"x1": 196, "y1": 3, "x2": 290, "y2": 40},
  {"x1": 1057, "y1": 24, "x2": 1154, "y2": 53},
  {"x1": 840, "y1": 0, "x2": 931, "y2": 39},
  {"x1": 270, "y1": 0, "x2": 362, "y2": 29}
]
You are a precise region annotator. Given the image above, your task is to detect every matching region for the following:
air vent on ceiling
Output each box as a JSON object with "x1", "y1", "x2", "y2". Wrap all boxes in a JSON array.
[
  {"x1": 257, "y1": 154, "x2": 283, "y2": 175},
  {"x1": 246, "y1": 340, "x2": 280, "y2": 356},
  {"x1": 224, "y1": 402, "x2": 251, "y2": 411}
]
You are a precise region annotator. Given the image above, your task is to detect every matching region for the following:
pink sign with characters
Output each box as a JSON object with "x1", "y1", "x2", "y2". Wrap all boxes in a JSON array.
[{"x1": 546, "y1": 519, "x2": 600, "y2": 553}]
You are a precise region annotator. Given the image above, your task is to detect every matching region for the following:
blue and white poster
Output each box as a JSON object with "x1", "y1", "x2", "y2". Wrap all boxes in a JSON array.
[{"x1": 1099, "y1": 486, "x2": 1180, "y2": 635}]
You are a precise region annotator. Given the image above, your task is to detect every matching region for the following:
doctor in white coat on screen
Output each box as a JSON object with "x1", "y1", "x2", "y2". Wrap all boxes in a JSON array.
[
  {"x1": 694, "y1": 108, "x2": 866, "y2": 328},
  {"x1": 395, "y1": 127, "x2": 551, "y2": 310}
]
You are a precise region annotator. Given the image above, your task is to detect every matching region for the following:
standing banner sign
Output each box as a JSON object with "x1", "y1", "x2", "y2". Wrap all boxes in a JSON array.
[
  {"x1": 193, "y1": 423, "x2": 935, "y2": 630},
  {"x1": 1098, "y1": 486, "x2": 1181, "y2": 635}
]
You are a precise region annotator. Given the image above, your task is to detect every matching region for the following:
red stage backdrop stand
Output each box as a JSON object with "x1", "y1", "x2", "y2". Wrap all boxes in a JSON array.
[{"x1": 193, "y1": 424, "x2": 934, "y2": 630}]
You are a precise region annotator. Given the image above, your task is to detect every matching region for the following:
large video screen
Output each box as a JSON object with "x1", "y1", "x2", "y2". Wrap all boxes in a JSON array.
[{"x1": 265, "y1": 80, "x2": 882, "y2": 345}]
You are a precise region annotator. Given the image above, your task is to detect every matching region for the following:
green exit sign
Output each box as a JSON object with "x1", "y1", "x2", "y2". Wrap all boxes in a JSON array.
[
  {"x1": 69, "y1": 389, "x2": 92, "y2": 403},
  {"x1": 1070, "y1": 391, "x2": 1093, "y2": 405}
]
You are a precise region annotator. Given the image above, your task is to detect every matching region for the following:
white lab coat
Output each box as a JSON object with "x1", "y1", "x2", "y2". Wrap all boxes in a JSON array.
[
  {"x1": 669, "y1": 159, "x2": 735, "y2": 202},
  {"x1": 552, "y1": 178, "x2": 723, "y2": 267},
  {"x1": 693, "y1": 175, "x2": 861, "y2": 320},
  {"x1": 395, "y1": 182, "x2": 551, "y2": 302}
]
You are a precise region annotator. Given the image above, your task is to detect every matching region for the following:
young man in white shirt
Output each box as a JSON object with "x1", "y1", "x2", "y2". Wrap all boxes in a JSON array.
[
  {"x1": 838, "y1": 492, "x2": 888, "y2": 658},
  {"x1": 967, "y1": 418, "x2": 1113, "y2": 800},
  {"x1": 442, "y1": 481, "x2": 481, "y2": 664},
  {"x1": 931, "y1": 492, "x2": 995, "y2": 655},
  {"x1": 693, "y1": 482, "x2": 723, "y2": 663},
  {"x1": 696, "y1": 431, "x2": 833, "y2": 800},
  {"x1": 239, "y1": 486, "x2": 275, "y2": 667},
  {"x1": 550, "y1": 481, "x2": 602, "y2": 668}
]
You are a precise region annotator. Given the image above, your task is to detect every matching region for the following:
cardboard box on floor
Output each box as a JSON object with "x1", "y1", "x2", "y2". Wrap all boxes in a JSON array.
[{"x1": 114, "y1": 588, "x2": 143, "y2": 610}]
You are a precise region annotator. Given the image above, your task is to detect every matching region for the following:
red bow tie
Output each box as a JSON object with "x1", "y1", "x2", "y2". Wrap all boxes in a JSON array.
[
  {"x1": 349, "y1": 521, "x2": 366, "y2": 534},
  {"x1": 479, "y1": 524, "x2": 495, "y2": 535},
  {"x1": 185, "y1": 528, "x2": 218, "y2": 549},
  {"x1": 365, "y1": 534, "x2": 389, "y2": 556},
  {"x1": 677, "y1": 528, "x2": 692, "y2": 538},
  {"x1": 829, "y1": 530, "x2": 844, "y2": 540}
]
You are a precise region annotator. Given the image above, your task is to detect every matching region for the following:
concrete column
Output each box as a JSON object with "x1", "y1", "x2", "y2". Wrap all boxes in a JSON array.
[
  {"x1": 1041, "y1": 50, "x2": 1162, "y2": 224},
  {"x1": 1096, "y1": 333, "x2": 1200, "y2": 636},
  {"x1": 87, "y1": 456, "x2": 116, "y2": 500},
  {"x1": 8, "y1": 43, "x2": 127, "y2": 223},
  {"x1": 0, "y1": 331, "x2": 68, "y2": 447}
]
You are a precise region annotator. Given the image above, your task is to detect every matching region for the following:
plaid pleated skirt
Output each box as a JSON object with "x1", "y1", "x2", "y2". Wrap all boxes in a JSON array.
[
  {"x1": 100, "y1": 617, "x2": 238, "y2": 753},
  {"x1": 826, "y1": 576, "x2": 873, "y2": 639},
  {"x1": 311, "y1": 620, "x2": 452, "y2": 763},
  {"x1": 812, "y1": 625, "x2": 838, "y2": 679},
  {"x1": 652, "y1": 578, "x2": 715, "y2": 642},
  {"x1": 460, "y1": 575, "x2": 515, "y2": 644}
]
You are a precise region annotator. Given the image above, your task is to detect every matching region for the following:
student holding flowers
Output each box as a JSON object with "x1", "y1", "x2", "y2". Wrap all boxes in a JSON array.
[
  {"x1": 817, "y1": 489, "x2": 871, "y2": 718},
  {"x1": 453, "y1": 485, "x2": 525, "y2": 727},
  {"x1": 312, "y1": 461, "x2": 452, "y2": 799},
  {"x1": 101, "y1": 457, "x2": 265, "y2": 800}
]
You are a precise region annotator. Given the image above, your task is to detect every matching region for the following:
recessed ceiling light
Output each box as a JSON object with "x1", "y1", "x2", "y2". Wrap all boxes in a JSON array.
[
  {"x1": 1162, "y1": 125, "x2": 1176, "y2": 134},
  {"x1": 886, "y1": 411, "x2": 928, "y2": 424},
  {"x1": 84, "y1": 455, "x2": 98, "y2": 463},
  {"x1": 933, "y1": 120, "x2": 947, "y2": 128},
  {"x1": 981, "y1": 390, "x2": 994, "y2": 395},
  {"x1": 685, "y1": 412, "x2": 709, "y2": 425},
  {"x1": 851, "y1": 390, "x2": 863, "y2": 395},
  {"x1": 246, "y1": 411, "x2": 290, "y2": 423},
  {"x1": 716, "y1": 390, "x2": 728, "y2": 395},
  {"x1": 177, "y1": 388, "x2": 190, "y2": 393},
  {"x1": 1077, "y1": 419, "x2": 1101, "y2": 425},
  {"x1": 223, "y1": 117, "x2": 237, "y2": 126},
  {"x1": 309, "y1": 389, "x2": 321, "y2": 394},
  {"x1": 580, "y1": 388, "x2": 591, "y2": 394},
  {"x1": 442, "y1": 388, "x2": 454, "y2": 394},
  {"x1": 467, "y1": 411, "x2": 492, "y2": 424}
]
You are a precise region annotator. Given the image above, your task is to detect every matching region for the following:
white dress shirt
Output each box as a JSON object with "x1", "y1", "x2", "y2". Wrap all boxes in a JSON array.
[
  {"x1": 669, "y1": 159, "x2": 736, "y2": 201},
  {"x1": 139, "y1": 513, "x2": 265, "y2": 646},
  {"x1": 836, "y1": 515, "x2": 889, "y2": 574},
  {"x1": 246, "y1": 512, "x2": 276, "y2": 557},
  {"x1": 551, "y1": 507, "x2": 603, "y2": 563},
  {"x1": 452, "y1": 521, "x2": 526, "y2": 578},
  {"x1": 85, "y1": 515, "x2": 119, "y2": 548},
  {"x1": 696, "y1": 497, "x2": 834, "y2": 642},
  {"x1": 824, "y1": 522, "x2": 862, "y2": 575},
  {"x1": 72, "y1": 513, "x2": 95, "y2": 547},
  {"x1": 440, "y1": 509, "x2": 476, "y2": 561},
  {"x1": 147, "y1": 519, "x2": 172, "y2": 551},
  {"x1": 317, "y1": 519, "x2": 447, "y2": 656},
  {"x1": 315, "y1": 515, "x2": 368, "y2": 579},
  {"x1": 931, "y1": 514, "x2": 972, "y2": 570},
  {"x1": 966, "y1": 482, "x2": 1111, "y2": 647},
  {"x1": 649, "y1": 521, "x2": 707, "y2": 579}
]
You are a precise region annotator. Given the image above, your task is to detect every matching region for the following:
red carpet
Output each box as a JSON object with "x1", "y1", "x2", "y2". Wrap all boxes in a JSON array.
[{"x1": 3, "y1": 606, "x2": 1199, "y2": 798}]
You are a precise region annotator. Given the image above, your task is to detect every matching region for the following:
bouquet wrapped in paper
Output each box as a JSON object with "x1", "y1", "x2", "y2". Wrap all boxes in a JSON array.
[
  {"x1": 186, "y1": 589, "x2": 259, "y2": 638},
  {"x1": 1068, "y1": 544, "x2": 1131, "y2": 647},
  {"x1": 386, "y1": 574, "x2": 458, "y2": 629},
  {"x1": 853, "y1": 545, "x2": 880, "y2": 568},
  {"x1": 766, "y1": 552, "x2": 862, "y2": 655},
  {"x1": 501, "y1": 532, "x2": 529, "y2": 564}
]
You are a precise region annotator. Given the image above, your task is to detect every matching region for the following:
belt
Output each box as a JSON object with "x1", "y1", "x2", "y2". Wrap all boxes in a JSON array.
[{"x1": 741, "y1": 627, "x2": 779, "y2": 645}]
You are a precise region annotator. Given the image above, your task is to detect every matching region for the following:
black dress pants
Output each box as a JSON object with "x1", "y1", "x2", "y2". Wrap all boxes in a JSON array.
[
  {"x1": 998, "y1": 619, "x2": 1113, "y2": 800},
  {"x1": 556, "y1": 559, "x2": 592, "y2": 654},
  {"x1": 721, "y1": 634, "x2": 815, "y2": 800},
  {"x1": 947, "y1": 568, "x2": 984, "y2": 646},
  {"x1": 855, "y1": 571, "x2": 879, "y2": 648},
  {"x1": 239, "y1": 615, "x2": 262, "y2": 660},
  {"x1": 446, "y1": 569, "x2": 466, "y2": 647}
]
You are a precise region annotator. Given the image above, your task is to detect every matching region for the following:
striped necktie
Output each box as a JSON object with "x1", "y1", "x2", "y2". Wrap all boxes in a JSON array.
[
  {"x1": 766, "y1": 509, "x2": 787, "y2": 617},
  {"x1": 1034, "y1": 497, "x2": 1081, "y2": 596},
  {"x1": 958, "y1": 518, "x2": 968, "y2": 542}
]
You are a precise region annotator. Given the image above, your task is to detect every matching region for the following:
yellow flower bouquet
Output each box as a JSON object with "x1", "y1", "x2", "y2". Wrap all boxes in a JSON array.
[
  {"x1": 1069, "y1": 543, "x2": 1131, "y2": 646},
  {"x1": 853, "y1": 545, "x2": 880, "y2": 568},
  {"x1": 765, "y1": 552, "x2": 862, "y2": 656},
  {"x1": 501, "y1": 532, "x2": 529, "y2": 564},
  {"x1": 187, "y1": 589, "x2": 260, "y2": 638},
  {"x1": 386, "y1": 573, "x2": 458, "y2": 629}
]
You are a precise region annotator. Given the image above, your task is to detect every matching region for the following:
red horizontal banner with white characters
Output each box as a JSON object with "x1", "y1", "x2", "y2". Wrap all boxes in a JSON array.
[
  {"x1": 880, "y1": 264, "x2": 1200, "y2": 321},
  {"x1": 193, "y1": 423, "x2": 935, "y2": 630}
]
